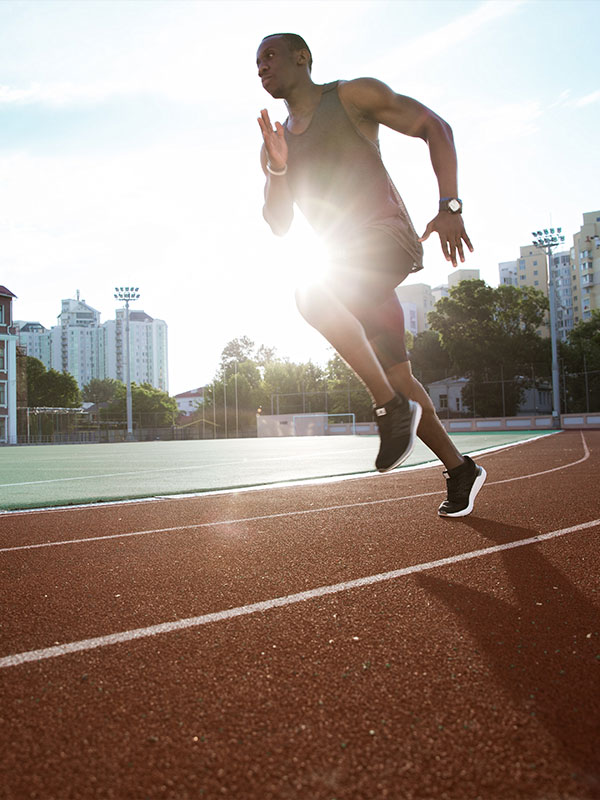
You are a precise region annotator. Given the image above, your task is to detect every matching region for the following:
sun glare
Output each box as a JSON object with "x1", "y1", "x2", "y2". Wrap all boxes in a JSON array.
[{"x1": 286, "y1": 222, "x2": 331, "y2": 291}]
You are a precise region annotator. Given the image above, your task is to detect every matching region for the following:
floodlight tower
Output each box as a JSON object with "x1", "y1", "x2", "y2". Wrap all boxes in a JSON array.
[
  {"x1": 114, "y1": 286, "x2": 141, "y2": 441},
  {"x1": 531, "y1": 228, "x2": 565, "y2": 428}
]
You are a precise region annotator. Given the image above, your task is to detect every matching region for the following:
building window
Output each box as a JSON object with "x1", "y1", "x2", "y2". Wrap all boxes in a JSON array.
[
  {"x1": 0, "y1": 382, "x2": 6, "y2": 406},
  {"x1": 440, "y1": 394, "x2": 448, "y2": 409},
  {"x1": 0, "y1": 305, "x2": 5, "y2": 325},
  {"x1": 0, "y1": 416, "x2": 6, "y2": 442},
  {"x1": 0, "y1": 341, "x2": 5, "y2": 371},
  {"x1": 533, "y1": 270, "x2": 538, "y2": 276}
]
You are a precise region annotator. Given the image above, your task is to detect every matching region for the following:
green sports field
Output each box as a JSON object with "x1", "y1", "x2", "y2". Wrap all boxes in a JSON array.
[{"x1": 0, "y1": 431, "x2": 554, "y2": 511}]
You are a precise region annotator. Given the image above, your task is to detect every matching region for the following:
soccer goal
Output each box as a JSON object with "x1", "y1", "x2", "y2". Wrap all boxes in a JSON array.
[{"x1": 291, "y1": 412, "x2": 356, "y2": 436}]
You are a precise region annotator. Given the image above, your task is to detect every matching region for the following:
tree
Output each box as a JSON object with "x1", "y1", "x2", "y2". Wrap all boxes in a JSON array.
[
  {"x1": 428, "y1": 281, "x2": 549, "y2": 416},
  {"x1": 561, "y1": 310, "x2": 600, "y2": 412},
  {"x1": 219, "y1": 336, "x2": 256, "y2": 371},
  {"x1": 262, "y1": 359, "x2": 327, "y2": 414},
  {"x1": 82, "y1": 378, "x2": 122, "y2": 404},
  {"x1": 325, "y1": 354, "x2": 372, "y2": 420},
  {"x1": 102, "y1": 383, "x2": 178, "y2": 427},
  {"x1": 409, "y1": 329, "x2": 454, "y2": 385},
  {"x1": 25, "y1": 356, "x2": 81, "y2": 408}
]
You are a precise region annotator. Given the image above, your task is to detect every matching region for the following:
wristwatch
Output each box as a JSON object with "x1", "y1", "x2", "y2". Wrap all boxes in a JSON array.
[{"x1": 439, "y1": 197, "x2": 463, "y2": 214}]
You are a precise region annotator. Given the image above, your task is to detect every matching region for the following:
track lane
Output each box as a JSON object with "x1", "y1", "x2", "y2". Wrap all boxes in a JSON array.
[{"x1": 1, "y1": 431, "x2": 598, "y2": 799}]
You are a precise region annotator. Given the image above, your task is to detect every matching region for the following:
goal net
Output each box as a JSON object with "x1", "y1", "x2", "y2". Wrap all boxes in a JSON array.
[{"x1": 291, "y1": 412, "x2": 356, "y2": 436}]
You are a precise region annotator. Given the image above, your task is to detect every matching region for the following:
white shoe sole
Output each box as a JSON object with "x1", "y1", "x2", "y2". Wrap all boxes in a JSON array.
[
  {"x1": 377, "y1": 401, "x2": 422, "y2": 473},
  {"x1": 438, "y1": 466, "x2": 487, "y2": 517}
]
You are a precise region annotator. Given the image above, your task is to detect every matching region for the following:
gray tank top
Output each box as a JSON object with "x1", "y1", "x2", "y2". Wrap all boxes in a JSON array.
[{"x1": 284, "y1": 81, "x2": 423, "y2": 271}]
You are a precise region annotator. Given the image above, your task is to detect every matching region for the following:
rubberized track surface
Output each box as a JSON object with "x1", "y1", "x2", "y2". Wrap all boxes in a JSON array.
[{"x1": 1, "y1": 430, "x2": 599, "y2": 799}]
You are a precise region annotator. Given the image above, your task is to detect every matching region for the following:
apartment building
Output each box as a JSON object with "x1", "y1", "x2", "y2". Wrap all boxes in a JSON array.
[
  {"x1": 448, "y1": 268, "x2": 481, "y2": 288},
  {"x1": 15, "y1": 294, "x2": 169, "y2": 393},
  {"x1": 572, "y1": 210, "x2": 600, "y2": 325},
  {"x1": 394, "y1": 283, "x2": 435, "y2": 333},
  {"x1": 499, "y1": 210, "x2": 600, "y2": 340}
]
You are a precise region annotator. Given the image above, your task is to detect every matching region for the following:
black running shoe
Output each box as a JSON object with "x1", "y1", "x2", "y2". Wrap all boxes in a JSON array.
[
  {"x1": 438, "y1": 455, "x2": 486, "y2": 517},
  {"x1": 373, "y1": 394, "x2": 422, "y2": 472}
]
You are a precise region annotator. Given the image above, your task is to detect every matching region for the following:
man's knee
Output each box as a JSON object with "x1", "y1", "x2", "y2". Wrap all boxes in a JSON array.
[{"x1": 295, "y1": 284, "x2": 331, "y2": 328}]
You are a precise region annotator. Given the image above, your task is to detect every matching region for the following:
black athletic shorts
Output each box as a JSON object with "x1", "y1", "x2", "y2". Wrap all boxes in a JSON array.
[
  {"x1": 327, "y1": 227, "x2": 418, "y2": 308},
  {"x1": 326, "y1": 227, "x2": 418, "y2": 367}
]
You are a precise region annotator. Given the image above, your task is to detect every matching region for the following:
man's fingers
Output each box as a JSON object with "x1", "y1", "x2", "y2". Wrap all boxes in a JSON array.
[
  {"x1": 463, "y1": 230, "x2": 474, "y2": 252},
  {"x1": 418, "y1": 222, "x2": 434, "y2": 242}
]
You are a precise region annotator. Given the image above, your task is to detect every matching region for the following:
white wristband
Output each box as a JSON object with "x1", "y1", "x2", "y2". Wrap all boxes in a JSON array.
[{"x1": 266, "y1": 161, "x2": 288, "y2": 176}]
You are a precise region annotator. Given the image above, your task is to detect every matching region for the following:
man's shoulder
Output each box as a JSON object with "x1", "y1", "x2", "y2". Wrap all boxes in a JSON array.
[
  {"x1": 338, "y1": 78, "x2": 394, "y2": 107},
  {"x1": 337, "y1": 78, "x2": 395, "y2": 119}
]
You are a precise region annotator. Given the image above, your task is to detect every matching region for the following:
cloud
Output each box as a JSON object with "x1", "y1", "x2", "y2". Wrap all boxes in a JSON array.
[
  {"x1": 571, "y1": 89, "x2": 600, "y2": 108},
  {"x1": 369, "y1": 0, "x2": 526, "y2": 74},
  {"x1": 0, "y1": 80, "x2": 142, "y2": 107}
]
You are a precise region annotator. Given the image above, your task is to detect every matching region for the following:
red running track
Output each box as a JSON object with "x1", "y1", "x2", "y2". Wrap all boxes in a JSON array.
[{"x1": 1, "y1": 430, "x2": 599, "y2": 799}]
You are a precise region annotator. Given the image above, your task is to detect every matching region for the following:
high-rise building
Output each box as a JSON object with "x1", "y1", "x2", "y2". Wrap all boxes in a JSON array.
[
  {"x1": 498, "y1": 210, "x2": 600, "y2": 340},
  {"x1": 499, "y1": 261, "x2": 518, "y2": 287},
  {"x1": 104, "y1": 309, "x2": 168, "y2": 392},
  {"x1": 447, "y1": 268, "x2": 480, "y2": 288},
  {"x1": 394, "y1": 283, "x2": 435, "y2": 333},
  {"x1": 15, "y1": 294, "x2": 169, "y2": 393},
  {"x1": 572, "y1": 210, "x2": 600, "y2": 325}
]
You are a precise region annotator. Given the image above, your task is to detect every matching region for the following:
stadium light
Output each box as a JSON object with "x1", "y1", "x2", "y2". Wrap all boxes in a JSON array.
[
  {"x1": 113, "y1": 286, "x2": 141, "y2": 441},
  {"x1": 531, "y1": 227, "x2": 565, "y2": 428}
]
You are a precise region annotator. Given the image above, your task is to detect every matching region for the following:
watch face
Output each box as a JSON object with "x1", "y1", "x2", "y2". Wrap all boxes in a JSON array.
[{"x1": 448, "y1": 198, "x2": 461, "y2": 212}]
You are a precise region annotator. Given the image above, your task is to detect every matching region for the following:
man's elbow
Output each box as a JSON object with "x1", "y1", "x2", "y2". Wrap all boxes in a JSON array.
[
  {"x1": 263, "y1": 206, "x2": 292, "y2": 237},
  {"x1": 422, "y1": 112, "x2": 454, "y2": 145}
]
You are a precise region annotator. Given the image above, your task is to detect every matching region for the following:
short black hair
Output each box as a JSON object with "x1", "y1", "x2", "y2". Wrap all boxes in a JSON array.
[{"x1": 262, "y1": 33, "x2": 313, "y2": 71}]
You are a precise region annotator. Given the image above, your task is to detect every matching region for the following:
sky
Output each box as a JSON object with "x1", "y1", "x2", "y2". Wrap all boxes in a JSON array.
[{"x1": 1, "y1": 0, "x2": 599, "y2": 396}]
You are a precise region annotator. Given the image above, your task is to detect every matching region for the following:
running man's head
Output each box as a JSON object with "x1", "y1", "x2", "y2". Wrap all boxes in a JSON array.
[{"x1": 256, "y1": 33, "x2": 312, "y2": 98}]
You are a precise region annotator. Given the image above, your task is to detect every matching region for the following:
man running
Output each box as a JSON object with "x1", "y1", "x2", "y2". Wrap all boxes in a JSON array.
[{"x1": 256, "y1": 33, "x2": 485, "y2": 517}]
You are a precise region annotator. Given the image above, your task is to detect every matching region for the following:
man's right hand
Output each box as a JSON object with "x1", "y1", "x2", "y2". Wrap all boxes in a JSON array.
[{"x1": 258, "y1": 108, "x2": 288, "y2": 171}]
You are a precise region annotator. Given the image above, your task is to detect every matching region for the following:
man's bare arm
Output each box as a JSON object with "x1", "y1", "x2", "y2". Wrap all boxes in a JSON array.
[
  {"x1": 257, "y1": 109, "x2": 294, "y2": 236},
  {"x1": 339, "y1": 78, "x2": 473, "y2": 267}
]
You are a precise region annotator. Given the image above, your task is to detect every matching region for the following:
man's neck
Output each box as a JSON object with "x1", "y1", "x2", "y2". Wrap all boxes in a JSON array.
[{"x1": 284, "y1": 79, "x2": 323, "y2": 118}]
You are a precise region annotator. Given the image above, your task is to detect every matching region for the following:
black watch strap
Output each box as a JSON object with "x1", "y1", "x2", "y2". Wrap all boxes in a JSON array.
[{"x1": 439, "y1": 197, "x2": 463, "y2": 214}]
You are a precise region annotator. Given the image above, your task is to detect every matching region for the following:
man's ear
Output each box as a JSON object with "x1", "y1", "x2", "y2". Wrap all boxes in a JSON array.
[{"x1": 297, "y1": 49, "x2": 309, "y2": 65}]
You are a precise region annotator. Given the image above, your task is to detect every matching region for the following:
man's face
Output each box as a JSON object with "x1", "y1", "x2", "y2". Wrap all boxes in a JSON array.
[{"x1": 256, "y1": 37, "x2": 296, "y2": 99}]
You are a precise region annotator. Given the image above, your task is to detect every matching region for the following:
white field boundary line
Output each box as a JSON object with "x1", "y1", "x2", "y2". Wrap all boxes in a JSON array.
[
  {"x1": 0, "y1": 446, "x2": 368, "y2": 488},
  {"x1": 0, "y1": 431, "x2": 560, "y2": 516},
  {"x1": 1, "y1": 517, "x2": 598, "y2": 670},
  {"x1": 0, "y1": 431, "x2": 589, "y2": 555}
]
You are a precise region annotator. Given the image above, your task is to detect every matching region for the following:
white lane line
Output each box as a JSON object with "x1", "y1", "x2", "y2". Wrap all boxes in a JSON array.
[
  {"x1": 491, "y1": 429, "x2": 589, "y2": 483},
  {"x1": 1, "y1": 517, "x2": 598, "y2": 670},
  {"x1": 0, "y1": 431, "x2": 564, "y2": 517},
  {"x1": 0, "y1": 431, "x2": 589, "y2": 553},
  {"x1": 0, "y1": 489, "x2": 443, "y2": 553}
]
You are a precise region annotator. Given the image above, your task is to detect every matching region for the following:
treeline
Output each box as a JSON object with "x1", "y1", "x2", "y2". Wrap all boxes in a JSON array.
[{"x1": 18, "y1": 281, "x2": 600, "y2": 434}]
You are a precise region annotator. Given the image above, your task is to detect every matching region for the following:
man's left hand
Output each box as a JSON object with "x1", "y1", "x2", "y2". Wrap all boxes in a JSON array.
[{"x1": 419, "y1": 213, "x2": 473, "y2": 267}]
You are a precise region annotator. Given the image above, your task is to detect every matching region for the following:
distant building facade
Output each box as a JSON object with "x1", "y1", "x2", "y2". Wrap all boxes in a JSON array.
[
  {"x1": 447, "y1": 268, "x2": 480, "y2": 288},
  {"x1": 174, "y1": 387, "x2": 205, "y2": 416},
  {"x1": 0, "y1": 286, "x2": 17, "y2": 444},
  {"x1": 498, "y1": 210, "x2": 600, "y2": 341},
  {"x1": 396, "y1": 269, "x2": 480, "y2": 336},
  {"x1": 572, "y1": 210, "x2": 600, "y2": 325},
  {"x1": 15, "y1": 293, "x2": 169, "y2": 393},
  {"x1": 394, "y1": 283, "x2": 435, "y2": 333}
]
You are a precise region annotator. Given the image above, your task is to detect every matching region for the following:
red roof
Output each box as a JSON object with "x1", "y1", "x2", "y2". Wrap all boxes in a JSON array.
[
  {"x1": 0, "y1": 286, "x2": 17, "y2": 298},
  {"x1": 175, "y1": 388, "x2": 205, "y2": 399}
]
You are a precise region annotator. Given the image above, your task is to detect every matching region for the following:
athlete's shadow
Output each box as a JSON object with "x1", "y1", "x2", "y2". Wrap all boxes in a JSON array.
[{"x1": 416, "y1": 517, "x2": 599, "y2": 794}]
